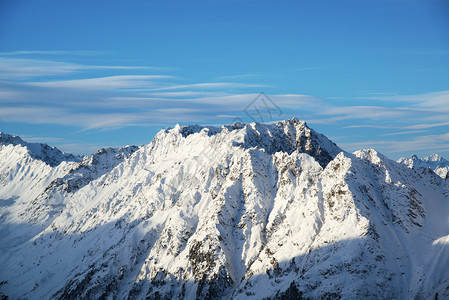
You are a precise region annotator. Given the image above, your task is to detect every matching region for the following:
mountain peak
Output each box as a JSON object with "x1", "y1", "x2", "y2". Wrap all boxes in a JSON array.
[
  {"x1": 0, "y1": 131, "x2": 25, "y2": 146},
  {"x1": 423, "y1": 153, "x2": 447, "y2": 163},
  {"x1": 0, "y1": 132, "x2": 82, "y2": 167},
  {"x1": 398, "y1": 153, "x2": 449, "y2": 179},
  {"x1": 159, "y1": 118, "x2": 341, "y2": 168}
]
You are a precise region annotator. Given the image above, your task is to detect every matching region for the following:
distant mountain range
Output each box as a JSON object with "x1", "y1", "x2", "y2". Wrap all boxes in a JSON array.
[
  {"x1": 0, "y1": 119, "x2": 448, "y2": 299},
  {"x1": 398, "y1": 153, "x2": 449, "y2": 180}
]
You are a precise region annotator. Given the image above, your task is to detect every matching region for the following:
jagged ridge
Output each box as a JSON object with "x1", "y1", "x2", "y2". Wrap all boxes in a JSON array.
[{"x1": 0, "y1": 132, "x2": 81, "y2": 167}]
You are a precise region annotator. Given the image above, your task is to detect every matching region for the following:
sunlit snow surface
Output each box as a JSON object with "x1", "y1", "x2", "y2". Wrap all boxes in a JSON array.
[{"x1": 0, "y1": 119, "x2": 448, "y2": 299}]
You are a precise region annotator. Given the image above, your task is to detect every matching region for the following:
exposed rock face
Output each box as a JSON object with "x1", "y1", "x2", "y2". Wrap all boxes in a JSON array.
[{"x1": 0, "y1": 119, "x2": 448, "y2": 299}]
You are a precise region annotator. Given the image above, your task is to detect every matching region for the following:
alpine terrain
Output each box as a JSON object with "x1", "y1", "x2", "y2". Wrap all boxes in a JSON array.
[{"x1": 0, "y1": 118, "x2": 448, "y2": 299}]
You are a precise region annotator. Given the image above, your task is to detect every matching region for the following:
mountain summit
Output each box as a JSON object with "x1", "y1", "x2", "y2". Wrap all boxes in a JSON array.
[
  {"x1": 0, "y1": 119, "x2": 448, "y2": 299},
  {"x1": 0, "y1": 132, "x2": 81, "y2": 167}
]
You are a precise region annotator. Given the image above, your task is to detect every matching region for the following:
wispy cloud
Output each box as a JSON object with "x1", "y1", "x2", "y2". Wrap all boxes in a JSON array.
[
  {"x1": 355, "y1": 90, "x2": 449, "y2": 111},
  {"x1": 215, "y1": 73, "x2": 267, "y2": 80},
  {"x1": 0, "y1": 106, "x2": 204, "y2": 130},
  {"x1": 320, "y1": 106, "x2": 431, "y2": 119},
  {"x1": 0, "y1": 58, "x2": 82, "y2": 78},
  {"x1": 342, "y1": 125, "x2": 398, "y2": 129},
  {"x1": 0, "y1": 57, "x2": 156, "y2": 79},
  {"x1": 1, "y1": 54, "x2": 449, "y2": 158},
  {"x1": 404, "y1": 121, "x2": 449, "y2": 130},
  {"x1": 19, "y1": 135, "x2": 65, "y2": 143},
  {"x1": 382, "y1": 130, "x2": 426, "y2": 136},
  {"x1": 29, "y1": 75, "x2": 173, "y2": 90},
  {"x1": 145, "y1": 91, "x2": 227, "y2": 98},
  {"x1": 0, "y1": 50, "x2": 105, "y2": 56},
  {"x1": 148, "y1": 82, "x2": 267, "y2": 91},
  {"x1": 339, "y1": 132, "x2": 449, "y2": 154}
]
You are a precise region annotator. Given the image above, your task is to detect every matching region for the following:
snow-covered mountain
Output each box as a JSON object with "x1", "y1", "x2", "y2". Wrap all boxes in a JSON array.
[
  {"x1": 0, "y1": 138, "x2": 138, "y2": 256},
  {"x1": 0, "y1": 119, "x2": 448, "y2": 299},
  {"x1": 398, "y1": 154, "x2": 449, "y2": 179},
  {"x1": 0, "y1": 132, "x2": 81, "y2": 167}
]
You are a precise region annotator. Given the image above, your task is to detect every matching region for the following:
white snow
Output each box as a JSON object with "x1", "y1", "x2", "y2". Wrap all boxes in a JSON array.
[{"x1": 0, "y1": 119, "x2": 448, "y2": 299}]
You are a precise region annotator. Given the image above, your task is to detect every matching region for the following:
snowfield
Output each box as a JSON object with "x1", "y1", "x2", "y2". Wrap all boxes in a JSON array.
[{"x1": 0, "y1": 119, "x2": 448, "y2": 299}]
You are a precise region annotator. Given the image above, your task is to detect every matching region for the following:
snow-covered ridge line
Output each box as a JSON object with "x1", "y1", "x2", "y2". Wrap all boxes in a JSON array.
[
  {"x1": 0, "y1": 132, "x2": 82, "y2": 167},
  {"x1": 156, "y1": 118, "x2": 343, "y2": 168}
]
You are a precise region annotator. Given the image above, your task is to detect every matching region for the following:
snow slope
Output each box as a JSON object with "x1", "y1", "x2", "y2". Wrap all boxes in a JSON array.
[
  {"x1": 0, "y1": 138, "x2": 138, "y2": 255},
  {"x1": 0, "y1": 134, "x2": 82, "y2": 250},
  {"x1": 0, "y1": 119, "x2": 448, "y2": 299}
]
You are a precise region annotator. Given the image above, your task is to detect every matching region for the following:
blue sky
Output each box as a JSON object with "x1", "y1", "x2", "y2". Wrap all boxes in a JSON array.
[{"x1": 0, "y1": 0, "x2": 448, "y2": 159}]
